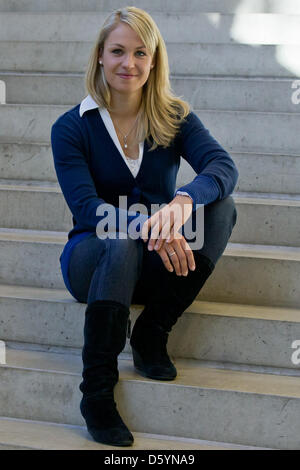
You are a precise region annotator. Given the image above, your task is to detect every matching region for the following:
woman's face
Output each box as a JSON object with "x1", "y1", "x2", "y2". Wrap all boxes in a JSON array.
[{"x1": 99, "y1": 22, "x2": 155, "y2": 98}]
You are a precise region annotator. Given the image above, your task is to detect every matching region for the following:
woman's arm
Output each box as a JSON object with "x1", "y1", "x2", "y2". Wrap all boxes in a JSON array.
[
  {"x1": 141, "y1": 111, "x2": 239, "y2": 249},
  {"x1": 175, "y1": 111, "x2": 239, "y2": 210}
]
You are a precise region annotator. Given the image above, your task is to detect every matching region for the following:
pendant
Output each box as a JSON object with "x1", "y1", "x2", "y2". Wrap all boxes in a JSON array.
[{"x1": 124, "y1": 144, "x2": 128, "y2": 148}]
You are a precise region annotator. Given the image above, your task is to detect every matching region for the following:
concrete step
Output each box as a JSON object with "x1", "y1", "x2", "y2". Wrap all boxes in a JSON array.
[
  {"x1": 1, "y1": 73, "x2": 299, "y2": 113},
  {"x1": 0, "y1": 345, "x2": 298, "y2": 448},
  {"x1": 1, "y1": 0, "x2": 299, "y2": 14},
  {"x1": 0, "y1": 416, "x2": 260, "y2": 450},
  {"x1": 0, "y1": 143, "x2": 57, "y2": 182},
  {"x1": 229, "y1": 192, "x2": 300, "y2": 246},
  {"x1": 1, "y1": 143, "x2": 299, "y2": 194},
  {"x1": 198, "y1": 109, "x2": 300, "y2": 155},
  {"x1": 0, "y1": 12, "x2": 299, "y2": 45},
  {"x1": 1, "y1": 104, "x2": 300, "y2": 155},
  {"x1": 0, "y1": 41, "x2": 298, "y2": 77},
  {"x1": 200, "y1": 243, "x2": 300, "y2": 308},
  {"x1": 0, "y1": 179, "x2": 299, "y2": 246},
  {"x1": 0, "y1": 227, "x2": 299, "y2": 308},
  {"x1": 232, "y1": 151, "x2": 300, "y2": 195},
  {"x1": 179, "y1": 152, "x2": 300, "y2": 198},
  {"x1": 0, "y1": 179, "x2": 72, "y2": 231},
  {"x1": 1, "y1": 284, "x2": 300, "y2": 370}
]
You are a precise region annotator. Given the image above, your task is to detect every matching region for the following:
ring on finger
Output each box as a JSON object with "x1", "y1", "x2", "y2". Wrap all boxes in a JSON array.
[{"x1": 168, "y1": 251, "x2": 176, "y2": 257}]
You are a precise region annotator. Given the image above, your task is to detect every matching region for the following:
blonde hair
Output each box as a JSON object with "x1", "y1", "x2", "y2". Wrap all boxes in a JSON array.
[{"x1": 84, "y1": 6, "x2": 191, "y2": 151}]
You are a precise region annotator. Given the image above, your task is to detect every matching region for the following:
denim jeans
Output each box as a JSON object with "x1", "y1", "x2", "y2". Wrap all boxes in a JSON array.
[{"x1": 68, "y1": 196, "x2": 237, "y2": 307}]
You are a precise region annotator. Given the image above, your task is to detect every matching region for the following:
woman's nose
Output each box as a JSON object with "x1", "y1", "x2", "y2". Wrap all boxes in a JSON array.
[{"x1": 122, "y1": 54, "x2": 135, "y2": 67}]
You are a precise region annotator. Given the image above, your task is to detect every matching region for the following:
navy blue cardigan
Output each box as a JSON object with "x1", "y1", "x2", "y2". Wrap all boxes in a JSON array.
[{"x1": 51, "y1": 104, "x2": 239, "y2": 297}]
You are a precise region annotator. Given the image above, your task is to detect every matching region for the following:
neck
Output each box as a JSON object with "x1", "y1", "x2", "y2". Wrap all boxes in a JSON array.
[{"x1": 109, "y1": 90, "x2": 142, "y2": 119}]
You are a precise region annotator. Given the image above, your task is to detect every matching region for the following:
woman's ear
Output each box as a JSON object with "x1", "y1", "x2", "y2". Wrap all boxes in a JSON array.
[{"x1": 151, "y1": 54, "x2": 156, "y2": 69}]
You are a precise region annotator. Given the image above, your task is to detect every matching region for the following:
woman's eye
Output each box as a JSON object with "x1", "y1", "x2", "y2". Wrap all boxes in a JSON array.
[{"x1": 112, "y1": 49, "x2": 145, "y2": 56}]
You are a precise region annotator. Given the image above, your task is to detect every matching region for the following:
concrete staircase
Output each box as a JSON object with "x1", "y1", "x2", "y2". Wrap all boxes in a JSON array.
[{"x1": 0, "y1": 0, "x2": 300, "y2": 450}]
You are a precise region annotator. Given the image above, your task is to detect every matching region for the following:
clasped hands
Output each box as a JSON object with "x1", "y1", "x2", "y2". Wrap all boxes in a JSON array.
[{"x1": 141, "y1": 195, "x2": 196, "y2": 276}]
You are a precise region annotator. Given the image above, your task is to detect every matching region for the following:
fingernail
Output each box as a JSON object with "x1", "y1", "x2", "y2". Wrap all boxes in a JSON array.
[
  {"x1": 154, "y1": 244, "x2": 159, "y2": 250},
  {"x1": 148, "y1": 245, "x2": 153, "y2": 251},
  {"x1": 191, "y1": 265, "x2": 195, "y2": 270}
]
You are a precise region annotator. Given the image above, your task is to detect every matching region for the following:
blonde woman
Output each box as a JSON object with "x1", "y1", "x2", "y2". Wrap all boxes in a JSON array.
[{"x1": 51, "y1": 6, "x2": 238, "y2": 447}]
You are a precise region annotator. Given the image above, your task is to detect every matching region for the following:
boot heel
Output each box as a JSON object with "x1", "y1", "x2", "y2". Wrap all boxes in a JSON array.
[
  {"x1": 131, "y1": 347, "x2": 150, "y2": 378},
  {"x1": 132, "y1": 346, "x2": 177, "y2": 381},
  {"x1": 80, "y1": 395, "x2": 133, "y2": 447}
]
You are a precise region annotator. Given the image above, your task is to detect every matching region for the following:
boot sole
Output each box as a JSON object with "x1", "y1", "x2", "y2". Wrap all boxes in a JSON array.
[
  {"x1": 133, "y1": 364, "x2": 177, "y2": 381},
  {"x1": 132, "y1": 347, "x2": 177, "y2": 380},
  {"x1": 88, "y1": 428, "x2": 134, "y2": 447}
]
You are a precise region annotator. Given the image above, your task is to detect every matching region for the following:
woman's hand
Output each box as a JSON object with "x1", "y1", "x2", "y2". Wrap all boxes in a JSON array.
[
  {"x1": 155, "y1": 233, "x2": 196, "y2": 276},
  {"x1": 141, "y1": 195, "x2": 193, "y2": 252}
]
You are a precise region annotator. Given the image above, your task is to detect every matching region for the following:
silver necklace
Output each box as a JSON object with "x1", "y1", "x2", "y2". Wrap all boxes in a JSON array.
[{"x1": 112, "y1": 114, "x2": 139, "y2": 149}]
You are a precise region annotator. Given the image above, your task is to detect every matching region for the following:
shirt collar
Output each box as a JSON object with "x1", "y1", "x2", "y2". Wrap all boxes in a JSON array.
[{"x1": 79, "y1": 94, "x2": 101, "y2": 117}]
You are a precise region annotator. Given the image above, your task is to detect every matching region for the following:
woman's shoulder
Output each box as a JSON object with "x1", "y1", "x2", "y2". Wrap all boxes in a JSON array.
[
  {"x1": 52, "y1": 103, "x2": 82, "y2": 130},
  {"x1": 176, "y1": 110, "x2": 205, "y2": 138},
  {"x1": 51, "y1": 103, "x2": 89, "y2": 150},
  {"x1": 181, "y1": 110, "x2": 203, "y2": 126}
]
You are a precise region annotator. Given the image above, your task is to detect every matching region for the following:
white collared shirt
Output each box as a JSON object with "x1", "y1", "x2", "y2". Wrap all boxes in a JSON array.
[{"x1": 79, "y1": 94, "x2": 143, "y2": 178}]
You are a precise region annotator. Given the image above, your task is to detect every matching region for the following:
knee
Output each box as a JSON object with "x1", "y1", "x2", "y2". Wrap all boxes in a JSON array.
[
  {"x1": 207, "y1": 195, "x2": 237, "y2": 229},
  {"x1": 112, "y1": 236, "x2": 143, "y2": 255},
  {"x1": 104, "y1": 236, "x2": 143, "y2": 270},
  {"x1": 194, "y1": 196, "x2": 237, "y2": 266},
  {"x1": 221, "y1": 196, "x2": 237, "y2": 227}
]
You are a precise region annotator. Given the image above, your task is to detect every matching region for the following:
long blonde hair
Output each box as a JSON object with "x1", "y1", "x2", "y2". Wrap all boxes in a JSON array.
[{"x1": 84, "y1": 6, "x2": 191, "y2": 151}]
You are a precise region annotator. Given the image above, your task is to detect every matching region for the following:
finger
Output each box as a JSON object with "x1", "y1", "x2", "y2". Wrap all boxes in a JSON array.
[
  {"x1": 168, "y1": 228, "x2": 183, "y2": 242},
  {"x1": 159, "y1": 250, "x2": 174, "y2": 273},
  {"x1": 141, "y1": 217, "x2": 152, "y2": 242},
  {"x1": 180, "y1": 238, "x2": 196, "y2": 271},
  {"x1": 154, "y1": 232, "x2": 163, "y2": 251},
  {"x1": 175, "y1": 244, "x2": 189, "y2": 276},
  {"x1": 156, "y1": 220, "x2": 174, "y2": 250},
  {"x1": 165, "y1": 210, "x2": 175, "y2": 243},
  {"x1": 168, "y1": 238, "x2": 189, "y2": 276},
  {"x1": 168, "y1": 249, "x2": 182, "y2": 276},
  {"x1": 148, "y1": 221, "x2": 162, "y2": 250},
  {"x1": 166, "y1": 222, "x2": 176, "y2": 244},
  {"x1": 148, "y1": 211, "x2": 166, "y2": 250}
]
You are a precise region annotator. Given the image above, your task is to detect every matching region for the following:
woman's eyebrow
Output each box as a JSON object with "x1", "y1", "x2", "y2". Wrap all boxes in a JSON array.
[{"x1": 109, "y1": 43, "x2": 146, "y2": 49}]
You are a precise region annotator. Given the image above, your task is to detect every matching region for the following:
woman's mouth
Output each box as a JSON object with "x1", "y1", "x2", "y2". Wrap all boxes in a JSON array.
[{"x1": 117, "y1": 74, "x2": 136, "y2": 79}]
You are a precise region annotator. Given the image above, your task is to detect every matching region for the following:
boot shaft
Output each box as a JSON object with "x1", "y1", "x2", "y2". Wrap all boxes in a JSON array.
[
  {"x1": 80, "y1": 299, "x2": 130, "y2": 395},
  {"x1": 136, "y1": 253, "x2": 214, "y2": 333}
]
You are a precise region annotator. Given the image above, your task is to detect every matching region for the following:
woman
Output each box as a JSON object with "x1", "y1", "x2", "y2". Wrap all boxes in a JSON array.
[{"x1": 51, "y1": 6, "x2": 238, "y2": 447}]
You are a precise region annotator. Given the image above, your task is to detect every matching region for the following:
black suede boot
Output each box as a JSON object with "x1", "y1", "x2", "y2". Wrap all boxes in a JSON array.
[
  {"x1": 130, "y1": 253, "x2": 214, "y2": 380},
  {"x1": 79, "y1": 299, "x2": 134, "y2": 447},
  {"x1": 130, "y1": 310, "x2": 177, "y2": 380}
]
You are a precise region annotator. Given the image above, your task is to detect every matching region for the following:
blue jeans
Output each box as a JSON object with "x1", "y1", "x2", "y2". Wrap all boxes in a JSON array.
[{"x1": 68, "y1": 196, "x2": 237, "y2": 307}]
